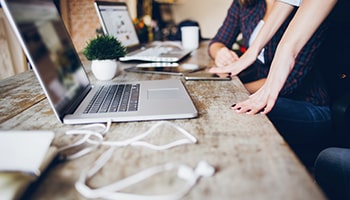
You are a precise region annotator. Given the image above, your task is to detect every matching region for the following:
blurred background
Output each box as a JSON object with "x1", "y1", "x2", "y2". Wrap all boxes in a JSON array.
[{"x1": 0, "y1": 0, "x2": 231, "y2": 79}]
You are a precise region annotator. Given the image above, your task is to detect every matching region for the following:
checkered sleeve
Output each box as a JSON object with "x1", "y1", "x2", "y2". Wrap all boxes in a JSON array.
[{"x1": 209, "y1": 1, "x2": 242, "y2": 49}]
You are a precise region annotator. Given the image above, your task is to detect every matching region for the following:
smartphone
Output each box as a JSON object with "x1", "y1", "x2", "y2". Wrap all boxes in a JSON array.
[{"x1": 184, "y1": 71, "x2": 231, "y2": 81}]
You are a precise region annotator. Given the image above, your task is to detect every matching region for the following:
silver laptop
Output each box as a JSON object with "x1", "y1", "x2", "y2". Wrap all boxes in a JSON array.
[
  {"x1": 94, "y1": 1, "x2": 192, "y2": 62},
  {"x1": 1, "y1": 0, "x2": 198, "y2": 125}
]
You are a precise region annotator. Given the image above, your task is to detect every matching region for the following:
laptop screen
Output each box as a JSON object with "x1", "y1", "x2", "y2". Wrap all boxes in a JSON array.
[
  {"x1": 95, "y1": 1, "x2": 140, "y2": 49},
  {"x1": 2, "y1": 0, "x2": 90, "y2": 121}
]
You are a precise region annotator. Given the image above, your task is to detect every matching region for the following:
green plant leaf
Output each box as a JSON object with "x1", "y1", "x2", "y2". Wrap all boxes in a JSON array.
[{"x1": 83, "y1": 35, "x2": 127, "y2": 61}]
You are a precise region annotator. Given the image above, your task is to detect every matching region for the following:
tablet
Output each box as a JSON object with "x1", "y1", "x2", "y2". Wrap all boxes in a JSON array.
[
  {"x1": 124, "y1": 63, "x2": 205, "y2": 75},
  {"x1": 184, "y1": 71, "x2": 231, "y2": 81}
]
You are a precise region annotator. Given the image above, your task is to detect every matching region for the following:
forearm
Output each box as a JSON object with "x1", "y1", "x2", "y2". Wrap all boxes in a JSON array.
[
  {"x1": 264, "y1": 45, "x2": 295, "y2": 98},
  {"x1": 228, "y1": 0, "x2": 338, "y2": 115},
  {"x1": 264, "y1": 0, "x2": 337, "y2": 96},
  {"x1": 248, "y1": 2, "x2": 294, "y2": 57},
  {"x1": 278, "y1": 0, "x2": 337, "y2": 57},
  {"x1": 233, "y1": 1, "x2": 294, "y2": 74},
  {"x1": 209, "y1": 42, "x2": 227, "y2": 59}
]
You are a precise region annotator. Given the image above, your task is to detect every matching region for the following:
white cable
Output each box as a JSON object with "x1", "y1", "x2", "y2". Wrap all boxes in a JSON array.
[
  {"x1": 57, "y1": 120, "x2": 209, "y2": 200},
  {"x1": 58, "y1": 121, "x2": 110, "y2": 160},
  {"x1": 58, "y1": 121, "x2": 197, "y2": 160},
  {"x1": 75, "y1": 147, "x2": 215, "y2": 200}
]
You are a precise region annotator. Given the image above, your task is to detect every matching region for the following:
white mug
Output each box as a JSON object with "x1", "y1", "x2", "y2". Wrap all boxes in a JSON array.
[{"x1": 181, "y1": 26, "x2": 199, "y2": 50}]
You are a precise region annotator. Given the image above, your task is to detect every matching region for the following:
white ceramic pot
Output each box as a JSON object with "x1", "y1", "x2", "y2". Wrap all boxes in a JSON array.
[{"x1": 91, "y1": 59, "x2": 118, "y2": 81}]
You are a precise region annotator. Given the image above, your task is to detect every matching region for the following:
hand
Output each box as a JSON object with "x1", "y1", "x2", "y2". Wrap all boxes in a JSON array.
[
  {"x1": 214, "y1": 47, "x2": 239, "y2": 67},
  {"x1": 231, "y1": 84, "x2": 278, "y2": 115},
  {"x1": 210, "y1": 49, "x2": 257, "y2": 76}
]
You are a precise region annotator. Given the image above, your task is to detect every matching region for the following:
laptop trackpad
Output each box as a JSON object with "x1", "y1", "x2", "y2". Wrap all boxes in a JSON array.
[{"x1": 147, "y1": 88, "x2": 180, "y2": 100}]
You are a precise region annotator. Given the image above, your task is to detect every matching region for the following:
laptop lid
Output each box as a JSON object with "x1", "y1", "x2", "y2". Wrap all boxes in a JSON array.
[
  {"x1": 1, "y1": 0, "x2": 91, "y2": 123},
  {"x1": 94, "y1": 1, "x2": 192, "y2": 63},
  {"x1": 94, "y1": 1, "x2": 141, "y2": 52},
  {"x1": 2, "y1": 0, "x2": 198, "y2": 124}
]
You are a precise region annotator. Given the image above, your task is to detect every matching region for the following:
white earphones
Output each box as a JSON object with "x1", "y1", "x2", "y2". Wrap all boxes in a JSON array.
[
  {"x1": 58, "y1": 120, "x2": 197, "y2": 160},
  {"x1": 75, "y1": 147, "x2": 215, "y2": 200},
  {"x1": 57, "y1": 121, "x2": 214, "y2": 200}
]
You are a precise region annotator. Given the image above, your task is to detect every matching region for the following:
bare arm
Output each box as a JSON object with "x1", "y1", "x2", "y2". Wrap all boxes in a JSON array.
[
  {"x1": 234, "y1": 0, "x2": 337, "y2": 114},
  {"x1": 241, "y1": 1, "x2": 295, "y2": 66},
  {"x1": 209, "y1": 42, "x2": 239, "y2": 68},
  {"x1": 209, "y1": 1, "x2": 294, "y2": 75}
]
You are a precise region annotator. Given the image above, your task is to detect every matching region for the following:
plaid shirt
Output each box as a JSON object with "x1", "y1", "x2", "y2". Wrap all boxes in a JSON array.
[{"x1": 209, "y1": 0, "x2": 329, "y2": 106}]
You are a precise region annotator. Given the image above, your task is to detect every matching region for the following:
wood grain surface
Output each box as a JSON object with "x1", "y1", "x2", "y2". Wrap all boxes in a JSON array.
[{"x1": 0, "y1": 42, "x2": 326, "y2": 200}]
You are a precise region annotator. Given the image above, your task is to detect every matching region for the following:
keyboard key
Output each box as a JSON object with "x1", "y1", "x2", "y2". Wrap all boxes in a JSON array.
[{"x1": 84, "y1": 84, "x2": 140, "y2": 114}]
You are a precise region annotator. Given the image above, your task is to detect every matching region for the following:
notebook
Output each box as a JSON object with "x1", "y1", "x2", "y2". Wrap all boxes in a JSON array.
[
  {"x1": 1, "y1": 0, "x2": 198, "y2": 125},
  {"x1": 94, "y1": 1, "x2": 192, "y2": 62},
  {"x1": 0, "y1": 130, "x2": 57, "y2": 200}
]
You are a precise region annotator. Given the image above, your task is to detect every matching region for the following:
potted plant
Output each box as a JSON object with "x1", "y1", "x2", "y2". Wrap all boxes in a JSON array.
[{"x1": 83, "y1": 35, "x2": 127, "y2": 80}]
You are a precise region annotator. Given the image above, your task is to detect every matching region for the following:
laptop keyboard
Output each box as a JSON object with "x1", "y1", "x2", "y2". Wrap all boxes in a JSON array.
[
  {"x1": 135, "y1": 47, "x2": 172, "y2": 57},
  {"x1": 84, "y1": 84, "x2": 140, "y2": 113}
]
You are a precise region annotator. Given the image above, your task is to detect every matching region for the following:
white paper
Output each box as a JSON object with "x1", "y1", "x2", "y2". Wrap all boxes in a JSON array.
[{"x1": 0, "y1": 130, "x2": 54, "y2": 176}]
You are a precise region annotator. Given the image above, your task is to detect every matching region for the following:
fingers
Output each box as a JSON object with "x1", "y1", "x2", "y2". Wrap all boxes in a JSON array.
[
  {"x1": 208, "y1": 66, "x2": 232, "y2": 74},
  {"x1": 212, "y1": 49, "x2": 249, "y2": 76},
  {"x1": 209, "y1": 60, "x2": 241, "y2": 76},
  {"x1": 230, "y1": 94, "x2": 275, "y2": 115},
  {"x1": 215, "y1": 48, "x2": 239, "y2": 67},
  {"x1": 260, "y1": 98, "x2": 275, "y2": 114},
  {"x1": 231, "y1": 101, "x2": 265, "y2": 115}
]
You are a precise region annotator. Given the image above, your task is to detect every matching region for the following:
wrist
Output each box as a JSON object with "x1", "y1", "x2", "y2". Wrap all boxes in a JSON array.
[
  {"x1": 209, "y1": 43, "x2": 226, "y2": 59},
  {"x1": 245, "y1": 46, "x2": 260, "y2": 59}
]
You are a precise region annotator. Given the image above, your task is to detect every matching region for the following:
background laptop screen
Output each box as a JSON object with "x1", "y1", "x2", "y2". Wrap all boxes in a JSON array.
[
  {"x1": 96, "y1": 2, "x2": 140, "y2": 48},
  {"x1": 4, "y1": 0, "x2": 90, "y2": 119}
]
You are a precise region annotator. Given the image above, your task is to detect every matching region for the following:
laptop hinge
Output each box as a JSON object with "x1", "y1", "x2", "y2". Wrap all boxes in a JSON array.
[{"x1": 62, "y1": 85, "x2": 92, "y2": 117}]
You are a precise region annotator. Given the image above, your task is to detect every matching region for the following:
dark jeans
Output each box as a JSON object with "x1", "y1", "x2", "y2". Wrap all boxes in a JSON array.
[
  {"x1": 314, "y1": 147, "x2": 350, "y2": 200},
  {"x1": 267, "y1": 97, "x2": 332, "y2": 166}
]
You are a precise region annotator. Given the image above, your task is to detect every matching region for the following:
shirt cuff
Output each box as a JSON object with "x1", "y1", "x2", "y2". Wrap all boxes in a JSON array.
[{"x1": 278, "y1": 0, "x2": 303, "y2": 7}]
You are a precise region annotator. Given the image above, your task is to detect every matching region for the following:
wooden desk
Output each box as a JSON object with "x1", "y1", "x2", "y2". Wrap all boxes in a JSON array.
[{"x1": 0, "y1": 42, "x2": 326, "y2": 200}]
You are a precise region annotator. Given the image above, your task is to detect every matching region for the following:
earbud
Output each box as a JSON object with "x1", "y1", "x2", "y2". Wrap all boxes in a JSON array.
[
  {"x1": 195, "y1": 161, "x2": 215, "y2": 177},
  {"x1": 77, "y1": 160, "x2": 216, "y2": 200},
  {"x1": 177, "y1": 165, "x2": 195, "y2": 181},
  {"x1": 177, "y1": 161, "x2": 215, "y2": 182}
]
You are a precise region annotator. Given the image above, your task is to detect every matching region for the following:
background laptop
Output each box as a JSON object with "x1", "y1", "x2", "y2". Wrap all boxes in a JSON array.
[
  {"x1": 94, "y1": 1, "x2": 192, "y2": 62},
  {"x1": 1, "y1": 0, "x2": 198, "y2": 125}
]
